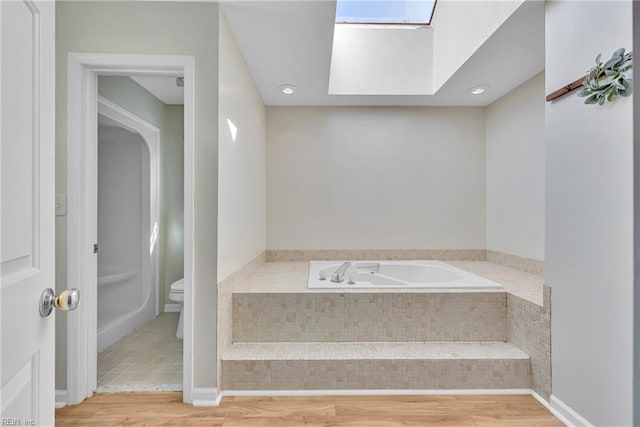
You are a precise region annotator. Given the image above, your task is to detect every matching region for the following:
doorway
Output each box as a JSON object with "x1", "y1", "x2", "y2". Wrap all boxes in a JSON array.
[
  {"x1": 66, "y1": 53, "x2": 195, "y2": 404},
  {"x1": 95, "y1": 90, "x2": 185, "y2": 391}
]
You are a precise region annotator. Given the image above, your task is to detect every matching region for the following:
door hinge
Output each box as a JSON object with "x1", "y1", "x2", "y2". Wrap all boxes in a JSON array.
[{"x1": 93, "y1": 243, "x2": 99, "y2": 254}]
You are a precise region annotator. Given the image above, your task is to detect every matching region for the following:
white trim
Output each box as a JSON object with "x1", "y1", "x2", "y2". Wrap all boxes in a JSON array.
[
  {"x1": 66, "y1": 52, "x2": 196, "y2": 405},
  {"x1": 192, "y1": 388, "x2": 223, "y2": 407},
  {"x1": 530, "y1": 390, "x2": 552, "y2": 410},
  {"x1": 66, "y1": 53, "x2": 98, "y2": 406},
  {"x1": 550, "y1": 394, "x2": 594, "y2": 427},
  {"x1": 182, "y1": 54, "x2": 196, "y2": 405},
  {"x1": 531, "y1": 391, "x2": 569, "y2": 426},
  {"x1": 95, "y1": 96, "x2": 160, "y2": 353},
  {"x1": 222, "y1": 388, "x2": 533, "y2": 397},
  {"x1": 55, "y1": 390, "x2": 67, "y2": 409},
  {"x1": 164, "y1": 303, "x2": 182, "y2": 313}
]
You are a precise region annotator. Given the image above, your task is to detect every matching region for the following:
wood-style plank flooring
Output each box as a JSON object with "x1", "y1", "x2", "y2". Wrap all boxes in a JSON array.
[{"x1": 55, "y1": 392, "x2": 564, "y2": 426}]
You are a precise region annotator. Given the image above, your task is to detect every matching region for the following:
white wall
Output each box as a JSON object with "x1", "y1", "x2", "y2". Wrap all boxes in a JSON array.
[
  {"x1": 266, "y1": 107, "x2": 486, "y2": 250},
  {"x1": 329, "y1": 25, "x2": 434, "y2": 95},
  {"x1": 546, "y1": 1, "x2": 633, "y2": 425},
  {"x1": 162, "y1": 106, "x2": 185, "y2": 298},
  {"x1": 217, "y1": 13, "x2": 266, "y2": 282},
  {"x1": 56, "y1": 0, "x2": 219, "y2": 391},
  {"x1": 486, "y1": 72, "x2": 545, "y2": 261},
  {"x1": 634, "y1": 3, "x2": 640, "y2": 424},
  {"x1": 432, "y1": 0, "x2": 523, "y2": 91}
]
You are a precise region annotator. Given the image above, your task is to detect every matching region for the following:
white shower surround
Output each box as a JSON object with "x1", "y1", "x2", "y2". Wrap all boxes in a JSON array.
[{"x1": 96, "y1": 97, "x2": 160, "y2": 352}]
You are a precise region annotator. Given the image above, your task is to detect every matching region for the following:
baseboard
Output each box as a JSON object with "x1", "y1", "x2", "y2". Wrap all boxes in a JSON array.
[
  {"x1": 550, "y1": 394, "x2": 593, "y2": 427},
  {"x1": 164, "y1": 303, "x2": 181, "y2": 313},
  {"x1": 530, "y1": 391, "x2": 562, "y2": 420},
  {"x1": 55, "y1": 390, "x2": 67, "y2": 408},
  {"x1": 192, "y1": 387, "x2": 222, "y2": 407},
  {"x1": 222, "y1": 388, "x2": 533, "y2": 397}
]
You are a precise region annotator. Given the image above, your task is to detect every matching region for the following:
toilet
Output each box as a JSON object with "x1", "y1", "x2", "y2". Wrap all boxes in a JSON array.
[{"x1": 169, "y1": 278, "x2": 184, "y2": 339}]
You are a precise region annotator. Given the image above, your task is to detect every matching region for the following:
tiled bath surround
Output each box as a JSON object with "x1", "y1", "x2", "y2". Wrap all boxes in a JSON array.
[
  {"x1": 223, "y1": 359, "x2": 530, "y2": 391},
  {"x1": 266, "y1": 249, "x2": 544, "y2": 282},
  {"x1": 265, "y1": 249, "x2": 486, "y2": 263},
  {"x1": 216, "y1": 252, "x2": 267, "y2": 393},
  {"x1": 507, "y1": 286, "x2": 551, "y2": 399},
  {"x1": 232, "y1": 293, "x2": 507, "y2": 342},
  {"x1": 487, "y1": 250, "x2": 544, "y2": 276},
  {"x1": 223, "y1": 342, "x2": 531, "y2": 391},
  {"x1": 217, "y1": 250, "x2": 549, "y2": 398}
]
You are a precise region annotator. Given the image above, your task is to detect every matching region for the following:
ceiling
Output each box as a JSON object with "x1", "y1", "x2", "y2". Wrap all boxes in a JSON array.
[
  {"x1": 130, "y1": 75, "x2": 184, "y2": 105},
  {"x1": 221, "y1": 0, "x2": 545, "y2": 106}
]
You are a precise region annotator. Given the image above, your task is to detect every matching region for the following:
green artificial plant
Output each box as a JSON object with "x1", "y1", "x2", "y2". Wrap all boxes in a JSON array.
[{"x1": 577, "y1": 48, "x2": 633, "y2": 105}]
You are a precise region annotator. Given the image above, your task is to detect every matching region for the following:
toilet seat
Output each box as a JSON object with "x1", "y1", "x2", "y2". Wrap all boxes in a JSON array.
[
  {"x1": 170, "y1": 278, "x2": 184, "y2": 293},
  {"x1": 168, "y1": 278, "x2": 185, "y2": 339},
  {"x1": 169, "y1": 278, "x2": 184, "y2": 302}
]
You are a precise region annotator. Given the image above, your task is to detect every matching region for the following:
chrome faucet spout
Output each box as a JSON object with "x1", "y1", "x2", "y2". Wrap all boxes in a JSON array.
[{"x1": 331, "y1": 262, "x2": 352, "y2": 283}]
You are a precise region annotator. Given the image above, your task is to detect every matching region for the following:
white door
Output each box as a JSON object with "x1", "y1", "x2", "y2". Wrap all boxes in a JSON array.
[{"x1": 1, "y1": 1, "x2": 56, "y2": 425}]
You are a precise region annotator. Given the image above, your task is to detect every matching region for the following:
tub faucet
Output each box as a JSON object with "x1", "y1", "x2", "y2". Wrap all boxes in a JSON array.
[{"x1": 331, "y1": 262, "x2": 352, "y2": 283}]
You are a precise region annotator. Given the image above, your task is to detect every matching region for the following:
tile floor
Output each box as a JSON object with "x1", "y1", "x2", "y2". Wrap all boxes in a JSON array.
[{"x1": 97, "y1": 312, "x2": 182, "y2": 391}]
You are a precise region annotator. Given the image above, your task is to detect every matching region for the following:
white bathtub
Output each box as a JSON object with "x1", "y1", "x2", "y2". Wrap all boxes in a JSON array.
[{"x1": 308, "y1": 261, "x2": 503, "y2": 289}]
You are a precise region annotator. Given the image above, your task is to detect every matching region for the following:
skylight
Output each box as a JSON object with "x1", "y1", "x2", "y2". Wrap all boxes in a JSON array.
[{"x1": 335, "y1": 0, "x2": 437, "y2": 25}]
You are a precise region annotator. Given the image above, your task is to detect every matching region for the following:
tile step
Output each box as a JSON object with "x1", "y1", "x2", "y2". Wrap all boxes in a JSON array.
[
  {"x1": 221, "y1": 342, "x2": 531, "y2": 391},
  {"x1": 222, "y1": 341, "x2": 528, "y2": 361},
  {"x1": 232, "y1": 292, "x2": 507, "y2": 342}
]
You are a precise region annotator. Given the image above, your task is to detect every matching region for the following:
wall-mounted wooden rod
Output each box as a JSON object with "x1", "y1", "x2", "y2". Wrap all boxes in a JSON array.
[{"x1": 545, "y1": 76, "x2": 586, "y2": 102}]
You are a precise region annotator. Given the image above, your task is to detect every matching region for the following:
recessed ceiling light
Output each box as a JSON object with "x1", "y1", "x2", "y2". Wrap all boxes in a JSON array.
[
  {"x1": 468, "y1": 85, "x2": 489, "y2": 95},
  {"x1": 279, "y1": 84, "x2": 296, "y2": 95}
]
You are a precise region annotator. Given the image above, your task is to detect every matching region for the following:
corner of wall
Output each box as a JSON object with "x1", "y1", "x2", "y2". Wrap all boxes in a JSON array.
[
  {"x1": 485, "y1": 72, "x2": 545, "y2": 262},
  {"x1": 217, "y1": 8, "x2": 267, "y2": 284}
]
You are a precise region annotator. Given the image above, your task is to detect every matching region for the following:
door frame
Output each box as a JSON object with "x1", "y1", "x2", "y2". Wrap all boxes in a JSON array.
[
  {"x1": 66, "y1": 53, "x2": 195, "y2": 404},
  {"x1": 96, "y1": 95, "x2": 161, "y2": 350}
]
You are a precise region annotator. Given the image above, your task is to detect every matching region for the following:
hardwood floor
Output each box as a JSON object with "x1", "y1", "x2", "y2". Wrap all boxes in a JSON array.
[{"x1": 55, "y1": 393, "x2": 563, "y2": 426}]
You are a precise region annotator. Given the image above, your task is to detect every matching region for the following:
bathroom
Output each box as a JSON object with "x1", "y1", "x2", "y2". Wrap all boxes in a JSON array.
[
  {"x1": 95, "y1": 75, "x2": 185, "y2": 391},
  {"x1": 216, "y1": 0, "x2": 549, "y2": 398},
  {"x1": 48, "y1": 0, "x2": 635, "y2": 425}
]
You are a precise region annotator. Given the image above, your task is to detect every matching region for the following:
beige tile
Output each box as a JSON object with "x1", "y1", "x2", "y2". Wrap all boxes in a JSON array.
[
  {"x1": 97, "y1": 313, "x2": 183, "y2": 388},
  {"x1": 223, "y1": 342, "x2": 529, "y2": 361},
  {"x1": 217, "y1": 258, "x2": 549, "y2": 396},
  {"x1": 265, "y1": 249, "x2": 487, "y2": 262},
  {"x1": 222, "y1": 342, "x2": 532, "y2": 391},
  {"x1": 223, "y1": 260, "x2": 544, "y2": 306},
  {"x1": 151, "y1": 372, "x2": 177, "y2": 383},
  {"x1": 486, "y1": 250, "x2": 544, "y2": 276},
  {"x1": 233, "y1": 292, "x2": 507, "y2": 343},
  {"x1": 507, "y1": 286, "x2": 551, "y2": 400}
]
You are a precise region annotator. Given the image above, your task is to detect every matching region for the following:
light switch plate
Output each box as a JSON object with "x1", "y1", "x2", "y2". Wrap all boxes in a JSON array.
[{"x1": 55, "y1": 194, "x2": 67, "y2": 216}]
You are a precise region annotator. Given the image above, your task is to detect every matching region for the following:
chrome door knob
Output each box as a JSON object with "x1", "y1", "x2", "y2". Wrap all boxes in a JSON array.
[{"x1": 39, "y1": 288, "x2": 80, "y2": 317}]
